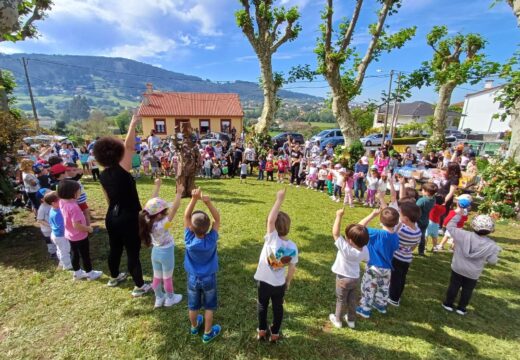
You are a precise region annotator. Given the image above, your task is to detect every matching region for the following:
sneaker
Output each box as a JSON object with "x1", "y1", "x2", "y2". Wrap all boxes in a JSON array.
[
  {"x1": 296, "y1": 185, "x2": 300, "y2": 188},
  {"x1": 202, "y1": 324, "x2": 222, "y2": 344},
  {"x1": 87, "y1": 270, "x2": 103, "y2": 281},
  {"x1": 432, "y1": 246, "x2": 439, "y2": 253},
  {"x1": 372, "y1": 304, "x2": 387, "y2": 314},
  {"x1": 387, "y1": 299, "x2": 400, "y2": 307},
  {"x1": 442, "y1": 303, "x2": 454, "y2": 312},
  {"x1": 329, "y1": 314, "x2": 342, "y2": 328},
  {"x1": 456, "y1": 308, "x2": 467, "y2": 316},
  {"x1": 343, "y1": 315, "x2": 355, "y2": 329},
  {"x1": 154, "y1": 296, "x2": 165, "y2": 309},
  {"x1": 356, "y1": 306, "x2": 371, "y2": 319},
  {"x1": 257, "y1": 329, "x2": 268, "y2": 341},
  {"x1": 190, "y1": 314, "x2": 204, "y2": 335},
  {"x1": 269, "y1": 329, "x2": 281, "y2": 343},
  {"x1": 164, "y1": 293, "x2": 183, "y2": 307},
  {"x1": 131, "y1": 283, "x2": 152, "y2": 297},
  {"x1": 331, "y1": 196, "x2": 336, "y2": 201},
  {"x1": 107, "y1": 272, "x2": 128, "y2": 287},
  {"x1": 73, "y1": 270, "x2": 88, "y2": 281},
  {"x1": 335, "y1": 199, "x2": 340, "y2": 203}
]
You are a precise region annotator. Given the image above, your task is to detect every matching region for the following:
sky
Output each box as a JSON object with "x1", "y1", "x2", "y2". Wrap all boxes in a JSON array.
[{"x1": 0, "y1": 0, "x2": 518, "y2": 103}]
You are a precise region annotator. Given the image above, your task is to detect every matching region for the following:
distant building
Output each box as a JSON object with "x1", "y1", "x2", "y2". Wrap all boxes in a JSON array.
[
  {"x1": 138, "y1": 83, "x2": 244, "y2": 138},
  {"x1": 373, "y1": 101, "x2": 460, "y2": 129},
  {"x1": 458, "y1": 81, "x2": 510, "y2": 133}
]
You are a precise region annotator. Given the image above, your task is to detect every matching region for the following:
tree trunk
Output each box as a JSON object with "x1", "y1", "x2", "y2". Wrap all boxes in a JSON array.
[
  {"x1": 255, "y1": 55, "x2": 277, "y2": 134},
  {"x1": 511, "y1": 0, "x2": 520, "y2": 26},
  {"x1": 508, "y1": 98, "x2": 520, "y2": 162},
  {"x1": 331, "y1": 92, "x2": 359, "y2": 147},
  {"x1": 431, "y1": 82, "x2": 456, "y2": 148},
  {"x1": 0, "y1": 70, "x2": 9, "y2": 112}
]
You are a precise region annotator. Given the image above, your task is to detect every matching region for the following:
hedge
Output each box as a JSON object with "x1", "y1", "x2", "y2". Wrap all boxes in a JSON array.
[{"x1": 391, "y1": 137, "x2": 425, "y2": 145}]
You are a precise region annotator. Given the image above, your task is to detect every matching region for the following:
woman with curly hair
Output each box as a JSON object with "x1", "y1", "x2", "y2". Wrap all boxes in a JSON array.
[
  {"x1": 93, "y1": 114, "x2": 151, "y2": 297},
  {"x1": 438, "y1": 162, "x2": 462, "y2": 227}
]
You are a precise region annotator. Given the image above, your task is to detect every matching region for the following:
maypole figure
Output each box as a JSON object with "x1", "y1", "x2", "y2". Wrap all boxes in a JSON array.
[{"x1": 174, "y1": 123, "x2": 200, "y2": 198}]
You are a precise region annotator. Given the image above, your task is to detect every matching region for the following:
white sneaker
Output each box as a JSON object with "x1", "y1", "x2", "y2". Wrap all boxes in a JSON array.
[
  {"x1": 343, "y1": 315, "x2": 355, "y2": 329},
  {"x1": 107, "y1": 272, "x2": 128, "y2": 287},
  {"x1": 329, "y1": 314, "x2": 342, "y2": 328},
  {"x1": 87, "y1": 270, "x2": 103, "y2": 281},
  {"x1": 335, "y1": 199, "x2": 340, "y2": 203},
  {"x1": 164, "y1": 293, "x2": 183, "y2": 307},
  {"x1": 154, "y1": 296, "x2": 165, "y2": 309},
  {"x1": 73, "y1": 269, "x2": 88, "y2": 281},
  {"x1": 331, "y1": 196, "x2": 336, "y2": 201}
]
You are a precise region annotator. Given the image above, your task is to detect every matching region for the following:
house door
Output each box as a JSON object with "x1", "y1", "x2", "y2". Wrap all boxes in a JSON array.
[
  {"x1": 221, "y1": 119, "x2": 231, "y2": 133},
  {"x1": 175, "y1": 119, "x2": 190, "y2": 135}
]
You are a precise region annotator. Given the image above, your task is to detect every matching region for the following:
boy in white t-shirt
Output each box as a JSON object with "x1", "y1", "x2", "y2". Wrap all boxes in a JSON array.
[
  {"x1": 329, "y1": 208, "x2": 369, "y2": 329},
  {"x1": 36, "y1": 188, "x2": 57, "y2": 259},
  {"x1": 253, "y1": 189, "x2": 298, "y2": 342}
]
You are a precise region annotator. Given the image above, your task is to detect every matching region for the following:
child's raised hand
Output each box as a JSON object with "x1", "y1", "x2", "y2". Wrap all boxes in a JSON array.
[
  {"x1": 154, "y1": 178, "x2": 162, "y2": 187},
  {"x1": 191, "y1": 188, "x2": 202, "y2": 199},
  {"x1": 201, "y1": 194, "x2": 211, "y2": 203},
  {"x1": 276, "y1": 188, "x2": 286, "y2": 200},
  {"x1": 371, "y1": 208, "x2": 382, "y2": 216},
  {"x1": 336, "y1": 208, "x2": 345, "y2": 218}
]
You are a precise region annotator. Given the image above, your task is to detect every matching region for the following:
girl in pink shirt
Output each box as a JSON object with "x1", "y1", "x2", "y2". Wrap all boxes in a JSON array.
[
  {"x1": 58, "y1": 180, "x2": 103, "y2": 281},
  {"x1": 343, "y1": 170, "x2": 355, "y2": 208}
]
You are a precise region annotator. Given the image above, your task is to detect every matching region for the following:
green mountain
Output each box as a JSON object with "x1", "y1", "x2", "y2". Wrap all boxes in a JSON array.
[{"x1": 0, "y1": 53, "x2": 321, "y2": 119}]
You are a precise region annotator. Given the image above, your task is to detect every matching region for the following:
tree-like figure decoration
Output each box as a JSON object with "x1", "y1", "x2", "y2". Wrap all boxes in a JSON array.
[{"x1": 173, "y1": 123, "x2": 200, "y2": 198}]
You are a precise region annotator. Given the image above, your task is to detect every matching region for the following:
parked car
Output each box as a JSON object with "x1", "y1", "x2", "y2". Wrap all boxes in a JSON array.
[
  {"x1": 359, "y1": 133, "x2": 392, "y2": 147},
  {"x1": 416, "y1": 136, "x2": 457, "y2": 152},
  {"x1": 310, "y1": 128, "x2": 342, "y2": 144},
  {"x1": 272, "y1": 132, "x2": 305, "y2": 149},
  {"x1": 445, "y1": 129, "x2": 465, "y2": 139},
  {"x1": 320, "y1": 137, "x2": 344, "y2": 150},
  {"x1": 200, "y1": 132, "x2": 231, "y2": 144}
]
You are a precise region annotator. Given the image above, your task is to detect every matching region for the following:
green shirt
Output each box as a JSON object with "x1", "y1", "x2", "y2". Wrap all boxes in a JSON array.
[
  {"x1": 131, "y1": 154, "x2": 141, "y2": 168},
  {"x1": 416, "y1": 196, "x2": 435, "y2": 229}
]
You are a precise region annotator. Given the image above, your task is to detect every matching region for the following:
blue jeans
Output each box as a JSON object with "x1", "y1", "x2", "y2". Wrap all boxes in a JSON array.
[
  {"x1": 257, "y1": 170, "x2": 264, "y2": 180},
  {"x1": 354, "y1": 179, "x2": 366, "y2": 200},
  {"x1": 187, "y1": 273, "x2": 218, "y2": 310}
]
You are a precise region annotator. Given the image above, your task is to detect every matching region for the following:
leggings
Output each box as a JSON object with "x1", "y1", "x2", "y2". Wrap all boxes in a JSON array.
[
  {"x1": 444, "y1": 270, "x2": 477, "y2": 312},
  {"x1": 151, "y1": 245, "x2": 175, "y2": 298},
  {"x1": 366, "y1": 189, "x2": 377, "y2": 205},
  {"x1": 389, "y1": 258, "x2": 410, "y2": 303},
  {"x1": 266, "y1": 171, "x2": 274, "y2": 181},
  {"x1": 290, "y1": 163, "x2": 301, "y2": 185},
  {"x1": 257, "y1": 281, "x2": 286, "y2": 335},
  {"x1": 69, "y1": 237, "x2": 92, "y2": 273},
  {"x1": 317, "y1": 180, "x2": 325, "y2": 191},
  {"x1": 91, "y1": 168, "x2": 100, "y2": 181},
  {"x1": 343, "y1": 188, "x2": 353, "y2": 206}
]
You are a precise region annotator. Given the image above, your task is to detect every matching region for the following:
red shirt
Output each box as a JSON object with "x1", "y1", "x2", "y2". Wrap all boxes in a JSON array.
[
  {"x1": 277, "y1": 160, "x2": 287, "y2": 171},
  {"x1": 266, "y1": 161, "x2": 274, "y2": 172},
  {"x1": 443, "y1": 210, "x2": 468, "y2": 228},
  {"x1": 429, "y1": 204, "x2": 447, "y2": 224}
]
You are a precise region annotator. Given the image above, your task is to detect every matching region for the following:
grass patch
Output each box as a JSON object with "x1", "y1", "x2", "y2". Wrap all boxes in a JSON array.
[{"x1": 1, "y1": 177, "x2": 519, "y2": 359}]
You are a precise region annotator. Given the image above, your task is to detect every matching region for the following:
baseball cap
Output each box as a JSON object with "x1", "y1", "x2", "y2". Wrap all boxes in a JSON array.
[
  {"x1": 361, "y1": 156, "x2": 369, "y2": 165},
  {"x1": 143, "y1": 197, "x2": 171, "y2": 216},
  {"x1": 456, "y1": 195, "x2": 472, "y2": 209},
  {"x1": 50, "y1": 163, "x2": 72, "y2": 175}
]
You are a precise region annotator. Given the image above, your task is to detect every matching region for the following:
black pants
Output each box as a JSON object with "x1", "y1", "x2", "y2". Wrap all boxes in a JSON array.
[
  {"x1": 70, "y1": 237, "x2": 92, "y2": 272},
  {"x1": 290, "y1": 163, "x2": 300, "y2": 185},
  {"x1": 317, "y1": 179, "x2": 325, "y2": 191},
  {"x1": 257, "y1": 281, "x2": 286, "y2": 334},
  {"x1": 444, "y1": 270, "x2": 477, "y2": 311},
  {"x1": 418, "y1": 224, "x2": 428, "y2": 254},
  {"x1": 389, "y1": 258, "x2": 410, "y2": 303},
  {"x1": 91, "y1": 168, "x2": 100, "y2": 181},
  {"x1": 106, "y1": 210, "x2": 144, "y2": 287},
  {"x1": 266, "y1": 171, "x2": 274, "y2": 181}
]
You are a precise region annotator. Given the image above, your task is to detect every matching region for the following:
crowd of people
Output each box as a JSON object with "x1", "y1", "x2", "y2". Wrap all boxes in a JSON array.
[{"x1": 2, "y1": 122, "x2": 503, "y2": 344}]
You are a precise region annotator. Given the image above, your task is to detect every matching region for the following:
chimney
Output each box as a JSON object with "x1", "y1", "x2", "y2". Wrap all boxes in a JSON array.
[
  {"x1": 145, "y1": 83, "x2": 153, "y2": 94},
  {"x1": 484, "y1": 80, "x2": 494, "y2": 89}
]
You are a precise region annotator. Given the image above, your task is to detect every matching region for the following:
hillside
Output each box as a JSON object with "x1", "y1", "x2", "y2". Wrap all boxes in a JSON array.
[{"x1": 0, "y1": 53, "x2": 321, "y2": 119}]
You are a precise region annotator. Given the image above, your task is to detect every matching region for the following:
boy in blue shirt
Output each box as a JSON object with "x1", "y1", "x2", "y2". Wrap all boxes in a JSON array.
[
  {"x1": 183, "y1": 187, "x2": 221, "y2": 344},
  {"x1": 356, "y1": 207, "x2": 400, "y2": 318},
  {"x1": 44, "y1": 191, "x2": 72, "y2": 270}
]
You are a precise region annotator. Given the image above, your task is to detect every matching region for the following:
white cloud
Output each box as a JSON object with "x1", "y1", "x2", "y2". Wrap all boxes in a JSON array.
[
  {"x1": 204, "y1": 44, "x2": 216, "y2": 50},
  {"x1": 0, "y1": 43, "x2": 22, "y2": 54},
  {"x1": 107, "y1": 30, "x2": 176, "y2": 60}
]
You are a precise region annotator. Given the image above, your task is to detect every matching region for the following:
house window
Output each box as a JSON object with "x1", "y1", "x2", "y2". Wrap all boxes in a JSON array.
[
  {"x1": 199, "y1": 119, "x2": 210, "y2": 135},
  {"x1": 175, "y1": 119, "x2": 190, "y2": 134},
  {"x1": 221, "y1": 119, "x2": 231, "y2": 133},
  {"x1": 154, "y1": 119, "x2": 166, "y2": 134}
]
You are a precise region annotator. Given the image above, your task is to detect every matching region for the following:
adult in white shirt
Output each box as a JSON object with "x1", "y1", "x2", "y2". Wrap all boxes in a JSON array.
[
  {"x1": 243, "y1": 142, "x2": 256, "y2": 175},
  {"x1": 147, "y1": 130, "x2": 161, "y2": 150}
]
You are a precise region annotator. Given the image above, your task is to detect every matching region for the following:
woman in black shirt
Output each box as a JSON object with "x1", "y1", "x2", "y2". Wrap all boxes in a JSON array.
[
  {"x1": 438, "y1": 162, "x2": 462, "y2": 226},
  {"x1": 93, "y1": 115, "x2": 150, "y2": 297},
  {"x1": 289, "y1": 144, "x2": 303, "y2": 186}
]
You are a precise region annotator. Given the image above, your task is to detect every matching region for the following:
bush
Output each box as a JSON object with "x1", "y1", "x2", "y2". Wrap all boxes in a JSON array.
[
  {"x1": 334, "y1": 140, "x2": 365, "y2": 169},
  {"x1": 391, "y1": 137, "x2": 425, "y2": 145},
  {"x1": 247, "y1": 130, "x2": 272, "y2": 158},
  {"x1": 478, "y1": 158, "x2": 520, "y2": 219}
]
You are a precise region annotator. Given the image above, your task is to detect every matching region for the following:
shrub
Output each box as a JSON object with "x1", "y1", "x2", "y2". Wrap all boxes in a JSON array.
[
  {"x1": 334, "y1": 140, "x2": 365, "y2": 169},
  {"x1": 478, "y1": 158, "x2": 520, "y2": 219},
  {"x1": 247, "y1": 130, "x2": 272, "y2": 158}
]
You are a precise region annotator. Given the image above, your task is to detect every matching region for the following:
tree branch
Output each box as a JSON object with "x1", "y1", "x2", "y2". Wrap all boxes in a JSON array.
[
  {"x1": 354, "y1": 0, "x2": 393, "y2": 89},
  {"x1": 339, "y1": 0, "x2": 364, "y2": 53},
  {"x1": 325, "y1": 0, "x2": 333, "y2": 53},
  {"x1": 271, "y1": 21, "x2": 295, "y2": 53},
  {"x1": 20, "y1": 5, "x2": 45, "y2": 39},
  {"x1": 239, "y1": 0, "x2": 259, "y2": 51}
]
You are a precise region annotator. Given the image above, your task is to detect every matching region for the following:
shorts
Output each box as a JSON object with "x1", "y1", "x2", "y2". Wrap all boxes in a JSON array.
[
  {"x1": 187, "y1": 273, "x2": 218, "y2": 311},
  {"x1": 240, "y1": 174, "x2": 247, "y2": 179},
  {"x1": 278, "y1": 170, "x2": 285, "y2": 174},
  {"x1": 426, "y1": 220, "x2": 440, "y2": 238},
  {"x1": 78, "y1": 202, "x2": 89, "y2": 211}
]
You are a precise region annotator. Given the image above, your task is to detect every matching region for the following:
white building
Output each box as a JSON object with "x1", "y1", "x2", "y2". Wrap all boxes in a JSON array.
[
  {"x1": 458, "y1": 82, "x2": 511, "y2": 133},
  {"x1": 373, "y1": 101, "x2": 459, "y2": 129}
]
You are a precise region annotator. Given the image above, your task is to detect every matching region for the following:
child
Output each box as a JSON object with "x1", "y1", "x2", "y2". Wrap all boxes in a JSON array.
[
  {"x1": 265, "y1": 159, "x2": 274, "y2": 181},
  {"x1": 36, "y1": 188, "x2": 57, "y2": 259},
  {"x1": 257, "y1": 156, "x2": 266, "y2": 181},
  {"x1": 317, "y1": 163, "x2": 328, "y2": 192},
  {"x1": 326, "y1": 162, "x2": 334, "y2": 196},
  {"x1": 306, "y1": 162, "x2": 318, "y2": 189},
  {"x1": 429, "y1": 195, "x2": 447, "y2": 252},
  {"x1": 161, "y1": 152, "x2": 171, "y2": 177},
  {"x1": 139, "y1": 179, "x2": 184, "y2": 308},
  {"x1": 329, "y1": 208, "x2": 369, "y2": 329},
  {"x1": 183, "y1": 188, "x2": 221, "y2": 343},
  {"x1": 150, "y1": 153, "x2": 161, "y2": 179},
  {"x1": 132, "y1": 151, "x2": 141, "y2": 179},
  {"x1": 356, "y1": 207, "x2": 400, "y2": 318},
  {"x1": 276, "y1": 156, "x2": 287, "y2": 183},
  {"x1": 141, "y1": 150, "x2": 151, "y2": 176},
  {"x1": 254, "y1": 189, "x2": 298, "y2": 342},
  {"x1": 416, "y1": 183, "x2": 438, "y2": 255},
  {"x1": 240, "y1": 161, "x2": 248, "y2": 184},
  {"x1": 221, "y1": 159, "x2": 229, "y2": 179},
  {"x1": 343, "y1": 170, "x2": 354, "y2": 207},
  {"x1": 204, "y1": 155, "x2": 213, "y2": 178},
  {"x1": 437, "y1": 195, "x2": 472, "y2": 251},
  {"x1": 212, "y1": 163, "x2": 222, "y2": 179},
  {"x1": 21, "y1": 159, "x2": 40, "y2": 215},
  {"x1": 365, "y1": 167, "x2": 380, "y2": 207},
  {"x1": 442, "y1": 213, "x2": 501, "y2": 315},
  {"x1": 45, "y1": 191, "x2": 72, "y2": 270},
  {"x1": 88, "y1": 151, "x2": 100, "y2": 181},
  {"x1": 332, "y1": 167, "x2": 345, "y2": 203},
  {"x1": 388, "y1": 202, "x2": 422, "y2": 306},
  {"x1": 57, "y1": 180, "x2": 102, "y2": 281}
]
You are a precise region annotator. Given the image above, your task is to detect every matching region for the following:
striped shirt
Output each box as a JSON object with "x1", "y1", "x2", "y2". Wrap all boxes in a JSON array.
[{"x1": 394, "y1": 223, "x2": 422, "y2": 263}]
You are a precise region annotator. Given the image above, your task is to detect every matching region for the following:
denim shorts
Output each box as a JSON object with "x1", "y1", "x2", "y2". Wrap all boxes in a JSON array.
[
  {"x1": 426, "y1": 220, "x2": 440, "y2": 238},
  {"x1": 187, "y1": 273, "x2": 218, "y2": 311}
]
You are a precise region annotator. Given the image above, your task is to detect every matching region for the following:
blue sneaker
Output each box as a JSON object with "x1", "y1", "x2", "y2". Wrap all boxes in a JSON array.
[
  {"x1": 372, "y1": 304, "x2": 387, "y2": 314},
  {"x1": 356, "y1": 306, "x2": 371, "y2": 318},
  {"x1": 202, "y1": 324, "x2": 222, "y2": 344},
  {"x1": 190, "y1": 315, "x2": 203, "y2": 335}
]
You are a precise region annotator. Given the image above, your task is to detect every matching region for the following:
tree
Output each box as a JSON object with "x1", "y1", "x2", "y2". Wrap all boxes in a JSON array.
[
  {"x1": 0, "y1": 0, "x2": 53, "y2": 42},
  {"x1": 236, "y1": 0, "x2": 301, "y2": 134},
  {"x1": 316, "y1": 0, "x2": 416, "y2": 146},
  {"x1": 410, "y1": 26, "x2": 498, "y2": 148},
  {"x1": 114, "y1": 109, "x2": 131, "y2": 134}
]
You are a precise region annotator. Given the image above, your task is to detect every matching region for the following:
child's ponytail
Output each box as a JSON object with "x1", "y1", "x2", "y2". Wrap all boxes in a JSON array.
[{"x1": 138, "y1": 210, "x2": 153, "y2": 247}]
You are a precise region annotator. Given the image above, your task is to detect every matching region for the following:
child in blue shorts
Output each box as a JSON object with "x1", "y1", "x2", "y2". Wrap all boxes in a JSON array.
[{"x1": 183, "y1": 187, "x2": 221, "y2": 343}]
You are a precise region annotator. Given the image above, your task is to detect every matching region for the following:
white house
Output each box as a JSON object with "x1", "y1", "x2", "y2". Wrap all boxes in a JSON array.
[
  {"x1": 373, "y1": 101, "x2": 459, "y2": 129},
  {"x1": 458, "y1": 81, "x2": 511, "y2": 133}
]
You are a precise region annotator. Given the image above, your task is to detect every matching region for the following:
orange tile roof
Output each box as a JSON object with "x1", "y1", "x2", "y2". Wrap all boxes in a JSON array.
[{"x1": 138, "y1": 92, "x2": 244, "y2": 117}]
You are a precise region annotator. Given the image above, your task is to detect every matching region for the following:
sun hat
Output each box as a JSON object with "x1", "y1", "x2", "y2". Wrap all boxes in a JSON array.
[
  {"x1": 370, "y1": 165, "x2": 378, "y2": 170},
  {"x1": 334, "y1": 163, "x2": 341, "y2": 169},
  {"x1": 143, "y1": 197, "x2": 171, "y2": 216},
  {"x1": 361, "y1": 156, "x2": 369, "y2": 165},
  {"x1": 470, "y1": 215, "x2": 495, "y2": 233}
]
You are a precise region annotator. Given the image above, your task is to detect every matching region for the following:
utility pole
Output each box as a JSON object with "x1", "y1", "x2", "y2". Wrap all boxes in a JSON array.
[
  {"x1": 381, "y1": 70, "x2": 394, "y2": 143},
  {"x1": 22, "y1": 57, "x2": 39, "y2": 130},
  {"x1": 389, "y1": 72, "x2": 402, "y2": 139}
]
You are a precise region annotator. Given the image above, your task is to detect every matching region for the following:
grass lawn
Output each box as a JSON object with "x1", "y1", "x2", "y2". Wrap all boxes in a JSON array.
[{"x1": 1, "y1": 177, "x2": 519, "y2": 359}]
